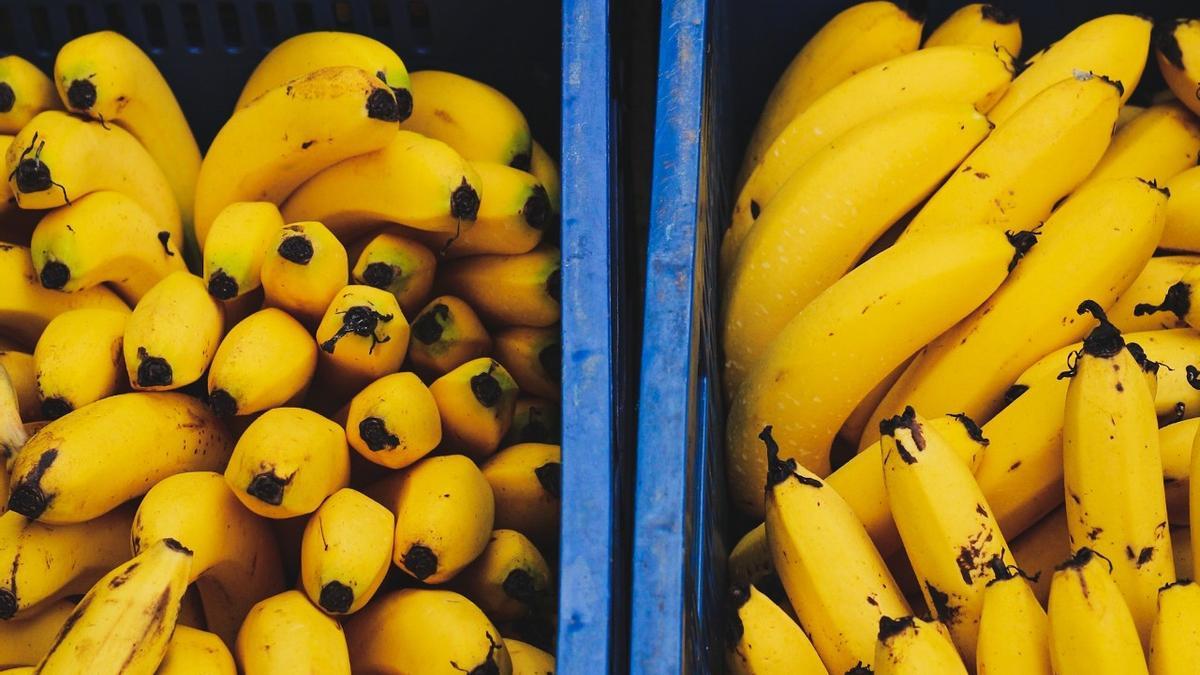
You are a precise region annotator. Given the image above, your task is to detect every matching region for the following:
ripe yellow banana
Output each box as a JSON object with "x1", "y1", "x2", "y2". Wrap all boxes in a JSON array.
[
  {"x1": 721, "y1": 103, "x2": 992, "y2": 392},
  {"x1": 402, "y1": 70, "x2": 531, "y2": 168},
  {"x1": 1161, "y1": 166, "x2": 1200, "y2": 252},
  {"x1": 349, "y1": 232, "x2": 436, "y2": 316},
  {"x1": 988, "y1": 14, "x2": 1151, "y2": 124},
  {"x1": 194, "y1": 66, "x2": 401, "y2": 245},
  {"x1": 0, "y1": 350, "x2": 36, "y2": 428},
  {"x1": 1155, "y1": 19, "x2": 1200, "y2": 117},
  {"x1": 300, "y1": 488, "x2": 393, "y2": 615},
  {"x1": 1048, "y1": 548, "x2": 1148, "y2": 675},
  {"x1": 206, "y1": 308, "x2": 316, "y2": 417},
  {"x1": 260, "y1": 221, "x2": 348, "y2": 326},
  {"x1": 54, "y1": 31, "x2": 201, "y2": 233},
  {"x1": 494, "y1": 326, "x2": 559, "y2": 400},
  {"x1": 409, "y1": 295, "x2": 493, "y2": 377},
  {"x1": 315, "y1": 284, "x2": 409, "y2": 401},
  {"x1": 1078, "y1": 103, "x2": 1200, "y2": 191},
  {"x1": 902, "y1": 71, "x2": 1121, "y2": 238},
  {"x1": 35, "y1": 538, "x2": 192, "y2": 675},
  {"x1": 156, "y1": 626, "x2": 235, "y2": 675},
  {"x1": 481, "y1": 442, "x2": 560, "y2": 548},
  {"x1": 453, "y1": 529, "x2": 550, "y2": 621},
  {"x1": 7, "y1": 392, "x2": 230, "y2": 523},
  {"x1": 726, "y1": 226, "x2": 1013, "y2": 514},
  {"x1": 530, "y1": 141, "x2": 560, "y2": 217},
  {"x1": 0, "y1": 362, "x2": 28, "y2": 469},
  {"x1": 201, "y1": 202, "x2": 285, "y2": 301},
  {"x1": 0, "y1": 598, "x2": 74, "y2": 668},
  {"x1": 925, "y1": 4, "x2": 1022, "y2": 58},
  {"x1": 504, "y1": 397, "x2": 560, "y2": 446},
  {"x1": 430, "y1": 357, "x2": 519, "y2": 459},
  {"x1": 725, "y1": 583, "x2": 828, "y2": 675},
  {"x1": 0, "y1": 244, "x2": 127, "y2": 347},
  {"x1": 123, "y1": 272, "x2": 223, "y2": 391},
  {"x1": 33, "y1": 307, "x2": 127, "y2": 419},
  {"x1": 763, "y1": 427, "x2": 910, "y2": 673},
  {"x1": 415, "y1": 161, "x2": 551, "y2": 258},
  {"x1": 1148, "y1": 580, "x2": 1200, "y2": 675},
  {"x1": 224, "y1": 407, "x2": 349, "y2": 519},
  {"x1": 437, "y1": 244, "x2": 561, "y2": 327},
  {"x1": 874, "y1": 615, "x2": 968, "y2": 675},
  {"x1": 344, "y1": 372, "x2": 441, "y2": 469},
  {"x1": 732, "y1": 45, "x2": 1011, "y2": 235},
  {"x1": 506, "y1": 638, "x2": 555, "y2": 675},
  {"x1": 976, "y1": 561, "x2": 1051, "y2": 674},
  {"x1": 0, "y1": 56, "x2": 58, "y2": 134},
  {"x1": 234, "y1": 590, "x2": 351, "y2": 675},
  {"x1": 1108, "y1": 256, "x2": 1200, "y2": 333},
  {"x1": 368, "y1": 454, "x2": 494, "y2": 583}
]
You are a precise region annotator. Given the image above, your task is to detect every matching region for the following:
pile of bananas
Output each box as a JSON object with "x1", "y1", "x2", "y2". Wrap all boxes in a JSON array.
[
  {"x1": 0, "y1": 29, "x2": 561, "y2": 675},
  {"x1": 721, "y1": 4, "x2": 1200, "y2": 674}
]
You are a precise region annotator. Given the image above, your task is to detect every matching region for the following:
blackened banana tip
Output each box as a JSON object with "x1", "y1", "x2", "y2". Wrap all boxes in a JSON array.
[
  {"x1": 66, "y1": 78, "x2": 97, "y2": 111},
  {"x1": 207, "y1": 269, "x2": 238, "y2": 300},
  {"x1": 470, "y1": 371, "x2": 502, "y2": 407},
  {"x1": 319, "y1": 580, "x2": 354, "y2": 614},
  {"x1": 246, "y1": 472, "x2": 287, "y2": 506},
  {"x1": 366, "y1": 88, "x2": 401, "y2": 122},
  {"x1": 277, "y1": 235, "x2": 314, "y2": 265},
  {"x1": 0, "y1": 83, "x2": 13, "y2": 113},
  {"x1": 359, "y1": 416, "x2": 399, "y2": 452},
  {"x1": 535, "y1": 461, "x2": 562, "y2": 499},
  {"x1": 393, "y1": 87, "x2": 414, "y2": 122},
  {"x1": 361, "y1": 261, "x2": 395, "y2": 289},
  {"x1": 451, "y1": 180, "x2": 481, "y2": 221},
  {"x1": 39, "y1": 260, "x2": 70, "y2": 290},
  {"x1": 523, "y1": 186, "x2": 552, "y2": 231},
  {"x1": 207, "y1": 389, "x2": 238, "y2": 417},
  {"x1": 40, "y1": 396, "x2": 72, "y2": 421},
  {"x1": 403, "y1": 544, "x2": 438, "y2": 581},
  {"x1": 0, "y1": 589, "x2": 16, "y2": 619},
  {"x1": 1153, "y1": 19, "x2": 1186, "y2": 69}
]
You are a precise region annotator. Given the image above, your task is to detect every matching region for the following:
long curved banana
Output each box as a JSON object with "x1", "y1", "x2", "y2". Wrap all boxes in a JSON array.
[
  {"x1": 763, "y1": 427, "x2": 909, "y2": 673},
  {"x1": 1155, "y1": 19, "x2": 1200, "y2": 117},
  {"x1": 504, "y1": 396, "x2": 560, "y2": 446},
  {"x1": 430, "y1": 357, "x2": 519, "y2": 459},
  {"x1": 0, "y1": 599, "x2": 74, "y2": 668},
  {"x1": 123, "y1": 272, "x2": 223, "y2": 391},
  {"x1": 350, "y1": 232, "x2": 436, "y2": 316},
  {"x1": 4, "y1": 111, "x2": 181, "y2": 241},
  {"x1": 902, "y1": 71, "x2": 1121, "y2": 239},
  {"x1": 506, "y1": 638, "x2": 556, "y2": 675},
  {"x1": 55, "y1": 31, "x2": 200, "y2": 232},
  {"x1": 345, "y1": 589, "x2": 512, "y2": 675},
  {"x1": 1048, "y1": 548, "x2": 1148, "y2": 675},
  {"x1": 35, "y1": 538, "x2": 193, "y2": 675},
  {"x1": 874, "y1": 615, "x2": 968, "y2": 675},
  {"x1": 282, "y1": 130, "x2": 481, "y2": 242},
  {"x1": 194, "y1": 66, "x2": 401, "y2": 245},
  {"x1": 315, "y1": 284, "x2": 409, "y2": 401},
  {"x1": 976, "y1": 561, "x2": 1051, "y2": 674},
  {"x1": 131, "y1": 471, "x2": 286, "y2": 646},
  {"x1": 1148, "y1": 581, "x2": 1200, "y2": 675},
  {"x1": 0, "y1": 244, "x2": 127, "y2": 347},
  {"x1": 866, "y1": 177, "x2": 1166, "y2": 442},
  {"x1": 7, "y1": 392, "x2": 230, "y2": 523},
  {"x1": 408, "y1": 295, "x2": 493, "y2": 377},
  {"x1": 33, "y1": 307, "x2": 127, "y2": 419},
  {"x1": 925, "y1": 4, "x2": 1022, "y2": 57},
  {"x1": 732, "y1": 45, "x2": 1011, "y2": 235},
  {"x1": 1161, "y1": 166, "x2": 1200, "y2": 253},
  {"x1": 438, "y1": 245, "x2": 561, "y2": 328},
  {"x1": 1078, "y1": 103, "x2": 1200, "y2": 191},
  {"x1": 726, "y1": 226, "x2": 1013, "y2": 515},
  {"x1": 402, "y1": 70, "x2": 530, "y2": 168},
  {"x1": 453, "y1": 529, "x2": 551, "y2": 622},
  {"x1": 31, "y1": 191, "x2": 186, "y2": 303},
  {"x1": 0, "y1": 57, "x2": 58, "y2": 134},
  {"x1": 721, "y1": 103, "x2": 991, "y2": 392},
  {"x1": 344, "y1": 371, "x2": 441, "y2": 469},
  {"x1": 1108, "y1": 256, "x2": 1200, "y2": 333},
  {"x1": 259, "y1": 221, "x2": 348, "y2": 326},
  {"x1": 988, "y1": 14, "x2": 1151, "y2": 124},
  {"x1": 157, "y1": 626, "x2": 236, "y2": 675},
  {"x1": 234, "y1": 590, "x2": 351, "y2": 675},
  {"x1": 494, "y1": 326, "x2": 559, "y2": 400},
  {"x1": 481, "y1": 442, "x2": 560, "y2": 548},
  {"x1": 725, "y1": 584, "x2": 828, "y2": 675},
  {"x1": 0, "y1": 504, "x2": 134, "y2": 620},
  {"x1": 206, "y1": 308, "x2": 316, "y2": 417},
  {"x1": 300, "y1": 488, "x2": 393, "y2": 615},
  {"x1": 201, "y1": 202, "x2": 284, "y2": 301},
  {"x1": 0, "y1": 350, "x2": 38, "y2": 424}
]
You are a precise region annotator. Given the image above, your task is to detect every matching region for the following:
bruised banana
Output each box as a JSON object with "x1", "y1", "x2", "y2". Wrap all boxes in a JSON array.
[
  {"x1": 0, "y1": 599, "x2": 74, "y2": 668},
  {"x1": 207, "y1": 307, "x2": 317, "y2": 417},
  {"x1": 0, "y1": 56, "x2": 59, "y2": 134},
  {"x1": 874, "y1": 615, "x2": 968, "y2": 675},
  {"x1": 0, "y1": 243, "x2": 127, "y2": 347},
  {"x1": 482, "y1": 442, "x2": 561, "y2": 548},
  {"x1": 1160, "y1": 166, "x2": 1200, "y2": 253},
  {"x1": 408, "y1": 295, "x2": 493, "y2": 377},
  {"x1": 925, "y1": 3, "x2": 1022, "y2": 57},
  {"x1": 345, "y1": 371, "x2": 441, "y2": 469},
  {"x1": 453, "y1": 529, "x2": 551, "y2": 622},
  {"x1": 156, "y1": 626, "x2": 236, "y2": 675},
  {"x1": 234, "y1": 590, "x2": 351, "y2": 675},
  {"x1": 1148, "y1": 581, "x2": 1200, "y2": 675},
  {"x1": 438, "y1": 245, "x2": 561, "y2": 328},
  {"x1": 402, "y1": 70, "x2": 531, "y2": 168},
  {"x1": 975, "y1": 560, "x2": 1051, "y2": 675},
  {"x1": 430, "y1": 357, "x2": 519, "y2": 460},
  {"x1": 350, "y1": 232, "x2": 437, "y2": 315},
  {"x1": 33, "y1": 307, "x2": 128, "y2": 419},
  {"x1": 494, "y1": 326, "x2": 559, "y2": 400},
  {"x1": 201, "y1": 202, "x2": 285, "y2": 301},
  {"x1": 725, "y1": 584, "x2": 827, "y2": 675},
  {"x1": 1048, "y1": 548, "x2": 1149, "y2": 675},
  {"x1": 300, "y1": 488, "x2": 394, "y2": 615},
  {"x1": 1077, "y1": 103, "x2": 1200, "y2": 190},
  {"x1": 1155, "y1": 19, "x2": 1200, "y2": 117},
  {"x1": 315, "y1": 284, "x2": 409, "y2": 401},
  {"x1": 260, "y1": 221, "x2": 348, "y2": 326},
  {"x1": 123, "y1": 271, "x2": 223, "y2": 391},
  {"x1": 1107, "y1": 256, "x2": 1200, "y2": 333}
]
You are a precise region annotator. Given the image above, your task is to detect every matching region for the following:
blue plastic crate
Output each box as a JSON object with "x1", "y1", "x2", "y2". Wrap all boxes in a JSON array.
[
  {"x1": 633, "y1": 1, "x2": 1196, "y2": 672},
  {"x1": 1, "y1": 1, "x2": 623, "y2": 672}
]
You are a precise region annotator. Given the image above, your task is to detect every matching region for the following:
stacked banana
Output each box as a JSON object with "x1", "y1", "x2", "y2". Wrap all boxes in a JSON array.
[
  {"x1": 0, "y1": 30, "x2": 562, "y2": 674},
  {"x1": 721, "y1": 4, "x2": 1200, "y2": 674}
]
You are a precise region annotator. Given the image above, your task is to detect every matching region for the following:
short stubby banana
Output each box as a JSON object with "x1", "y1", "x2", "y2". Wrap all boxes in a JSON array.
[
  {"x1": 315, "y1": 284, "x2": 409, "y2": 401},
  {"x1": 123, "y1": 271, "x2": 223, "y2": 391},
  {"x1": 504, "y1": 396, "x2": 560, "y2": 447},
  {"x1": 1108, "y1": 256, "x2": 1199, "y2": 333},
  {"x1": 402, "y1": 70, "x2": 531, "y2": 168},
  {"x1": 925, "y1": 4, "x2": 1022, "y2": 58},
  {"x1": 300, "y1": 488, "x2": 393, "y2": 615},
  {"x1": 453, "y1": 529, "x2": 551, "y2": 622},
  {"x1": 1148, "y1": 581, "x2": 1200, "y2": 675},
  {"x1": 1077, "y1": 103, "x2": 1200, "y2": 191},
  {"x1": 874, "y1": 615, "x2": 968, "y2": 675},
  {"x1": 350, "y1": 232, "x2": 436, "y2": 315},
  {"x1": 156, "y1": 626, "x2": 236, "y2": 675},
  {"x1": 0, "y1": 245, "x2": 127, "y2": 347},
  {"x1": 207, "y1": 307, "x2": 317, "y2": 417},
  {"x1": 1160, "y1": 166, "x2": 1200, "y2": 253},
  {"x1": 0, "y1": 56, "x2": 58, "y2": 134},
  {"x1": 1155, "y1": 19, "x2": 1200, "y2": 117},
  {"x1": 725, "y1": 584, "x2": 827, "y2": 675},
  {"x1": 481, "y1": 442, "x2": 561, "y2": 548},
  {"x1": 345, "y1": 371, "x2": 441, "y2": 469},
  {"x1": 1048, "y1": 548, "x2": 1149, "y2": 675},
  {"x1": 494, "y1": 326, "x2": 559, "y2": 400},
  {"x1": 408, "y1": 295, "x2": 493, "y2": 377},
  {"x1": 202, "y1": 201, "x2": 285, "y2": 301},
  {"x1": 438, "y1": 245, "x2": 561, "y2": 327},
  {"x1": 33, "y1": 307, "x2": 128, "y2": 419},
  {"x1": 430, "y1": 357, "x2": 519, "y2": 459},
  {"x1": 259, "y1": 221, "x2": 348, "y2": 327},
  {"x1": 234, "y1": 590, "x2": 351, "y2": 675},
  {"x1": 7, "y1": 392, "x2": 231, "y2": 523},
  {"x1": 975, "y1": 561, "x2": 1051, "y2": 675}
]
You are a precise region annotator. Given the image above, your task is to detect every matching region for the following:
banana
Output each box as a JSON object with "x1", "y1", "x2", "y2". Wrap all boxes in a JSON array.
[
  {"x1": 408, "y1": 295, "x2": 493, "y2": 377},
  {"x1": 344, "y1": 372, "x2": 441, "y2": 469},
  {"x1": 35, "y1": 538, "x2": 193, "y2": 675},
  {"x1": 453, "y1": 529, "x2": 551, "y2": 621},
  {"x1": 505, "y1": 638, "x2": 555, "y2": 675},
  {"x1": 123, "y1": 272, "x2": 223, "y2": 391},
  {"x1": 300, "y1": 488, "x2": 393, "y2": 616},
  {"x1": 1160, "y1": 418, "x2": 1197, "y2": 525},
  {"x1": 1048, "y1": 548, "x2": 1148, "y2": 675},
  {"x1": 728, "y1": 526, "x2": 772, "y2": 590},
  {"x1": 731, "y1": 45, "x2": 1011, "y2": 235},
  {"x1": 367, "y1": 454, "x2": 494, "y2": 584},
  {"x1": 725, "y1": 583, "x2": 828, "y2": 675},
  {"x1": 7, "y1": 392, "x2": 230, "y2": 523},
  {"x1": 874, "y1": 615, "x2": 967, "y2": 675},
  {"x1": 0, "y1": 57, "x2": 59, "y2": 134},
  {"x1": 156, "y1": 626, "x2": 235, "y2": 675},
  {"x1": 1161, "y1": 166, "x2": 1200, "y2": 253},
  {"x1": 839, "y1": 361, "x2": 906, "y2": 448},
  {"x1": 402, "y1": 70, "x2": 530, "y2": 168},
  {"x1": 494, "y1": 326, "x2": 559, "y2": 400},
  {"x1": 1117, "y1": 104, "x2": 1147, "y2": 127},
  {"x1": 1155, "y1": 19, "x2": 1200, "y2": 117},
  {"x1": 481, "y1": 442, "x2": 560, "y2": 548},
  {"x1": 503, "y1": 397, "x2": 560, "y2": 446},
  {"x1": 726, "y1": 226, "x2": 1013, "y2": 515},
  {"x1": 1108, "y1": 256, "x2": 1200, "y2": 332},
  {"x1": 0, "y1": 244, "x2": 127, "y2": 346},
  {"x1": 988, "y1": 14, "x2": 1151, "y2": 124},
  {"x1": 925, "y1": 4, "x2": 1022, "y2": 57},
  {"x1": 194, "y1": 66, "x2": 401, "y2": 245},
  {"x1": 720, "y1": 103, "x2": 992, "y2": 392},
  {"x1": 234, "y1": 590, "x2": 351, "y2": 675},
  {"x1": 224, "y1": 407, "x2": 349, "y2": 519},
  {"x1": 206, "y1": 308, "x2": 316, "y2": 417},
  {"x1": 430, "y1": 357, "x2": 519, "y2": 459},
  {"x1": 1078, "y1": 103, "x2": 1200, "y2": 191},
  {"x1": 4, "y1": 111, "x2": 181, "y2": 241},
  {"x1": 0, "y1": 599, "x2": 73, "y2": 668},
  {"x1": 0, "y1": 504, "x2": 134, "y2": 620},
  {"x1": 0, "y1": 351, "x2": 38, "y2": 423},
  {"x1": 201, "y1": 202, "x2": 285, "y2": 301},
  {"x1": 349, "y1": 232, "x2": 436, "y2": 315},
  {"x1": 54, "y1": 31, "x2": 201, "y2": 234},
  {"x1": 437, "y1": 244, "x2": 561, "y2": 328},
  {"x1": 529, "y1": 141, "x2": 560, "y2": 217},
  {"x1": 33, "y1": 307, "x2": 127, "y2": 419},
  {"x1": 763, "y1": 427, "x2": 910, "y2": 673},
  {"x1": 314, "y1": 285, "x2": 409, "y2": 401},
  {"x1": 866, "y1": 177, "x2": 1166, "y2": 442},
  {"x1": 902, "y1": 71, "x2": 1121, "y2": 238},
  {"x1": 1148, "y1": 580, "x2": 1200, "y2": 675},
  {"x1": 30, "y1": 191, "x2": 186, "y2": 303},
  {"x1": 259, "y1": 221, "x2": 348, "y2": 326},
  {"x1": 976, "y1": 560, "x2": 1051, "y2": 674},
  {"x1": 131, "y1": 471, "x2": 286, "y2": 646},
  {"x1": 1011, "y1": 507, "x2": 1068, "y2": 606},
  {"x1": 0, "y1": 362, "x2": 28, "y2": 467}
]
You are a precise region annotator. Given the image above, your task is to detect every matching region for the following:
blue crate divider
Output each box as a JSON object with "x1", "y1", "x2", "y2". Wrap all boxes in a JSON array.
[{"x1": 633, "y1": 0, "x2": 1198, "y2": 673}]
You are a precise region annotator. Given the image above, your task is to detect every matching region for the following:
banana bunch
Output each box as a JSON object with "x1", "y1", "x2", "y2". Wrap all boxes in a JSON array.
[{"x1": 0, "y1": 28, "x2": 562, "y2": 673}]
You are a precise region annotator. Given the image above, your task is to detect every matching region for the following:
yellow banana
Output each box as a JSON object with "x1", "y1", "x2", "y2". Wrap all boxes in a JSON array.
[
  {"x1": 224, "y1": 407, "x2": 349, "y2": 519},
  {"x1": 33, "y1": 307, "x2": 127, "y2": 419},
  {"x1": 0, "y1": 599, "x2": 73, "y2": 668},
  {"x1": 481, "y1": 442, "x2": 560, "y2": 548},
  {"x1": 194, "y1": 66, "x2": 401, "y2": 245},
  {"x1": 732, "y1": 45, "x2": 1011, "y2": 234},
  {"x1": 402, "y1": 70, "x2": 531, "y2": 168},
  {"x1": 259, "y1": 221, "x2": 348, "y2": 326},
  {"x1": 1048, "y1": 548, "x2": 1148, "y2": 675},
  {"x1": 1108, "y1": 256, "x2": 1200, "y2": 332},
  {"x1": 925, "y1": 4, "x2": 1022, "y2": 57},
  {"x1": 839, "y1": 362, "x2": 906, "y2": 448},
  {"x1": 35, "y1": 538, "x2": 192, "y2": 675},
  {"x1": 453, "y1": 529, "x2": 550, "y2": 621},
  {"x1": 430, "y1": 357, "x2": 519, "y2": 459},
  {"x1": 0, "y1": 362, "x2": 28, "y2": 469},
  {"x1": 314, "y1": 285, "x2": 409, "y2": 401},
  {"x1": 504, "y1": 397, "x2": 559, "y2": 446},
  {"x1": 234, "y1": 590, "x2": 351, "y2": 675},
  {"x1": 728, "y1": 525, "x2": 772, "y2": 590},
  {"x1": 873, "y1": 615, "x2": 968, "y2": 675},
  {"x1": 156, "y1": 626, "x2": 235, "y2": 675},
  {"x1": 0, "y1": 57, "x2": 58, "y2": 134},
  {"x1": 206, "y1": 308, "x2": 316, "y2": 417},
  {"x1": 721, "y1": 103, "x2": 992, "y2": 392},
  {"x1": 7, "y1": 392, "x2": 230, "y2": 523},
  {"x1": 903, "y1": 71, "x2": 1121, "y2": 238},
  {"x1": 494, "y1": 326, "x2": 559, "y2": 400},
  {"x1": 1161, "y1": 166, "x2": 1200, "y2": 252},
  {"x1": 349, "y1": 232, "x2": 436, "y2": 316},
  {"x1": 344, "y1": 372, "x2": 441, "y2": 469},
  {"x1": 1155, "y1": 19, "x2": 1200, "y2": 117},
  {"x1": 201, "y1": 202, "x2": 285, "y2": 301},
  {"x1": 437, "y1": 244, "x2": 561, "y2": 328},
  {"x1": 726, "y1": 226, "x2": 1013, "y2": 515},
  {"x1": 725, "y1": 583, "x2": 828, "y2": 675},
  {"x1": 409, "y1": 294, "x2": 493, "y2": 377},
  {"x1": 0, "y1": 244, "x2": 127, "y2": 347},
  {"x1": 506, "y1": 638, "x2": 555, "y2": 675},
  {"x1": 763, "y1": 427, "x2": 910, "y2": 673},
  {"x1": 989, "y1": 14, "x2": 1151, "y2": 123},
  {"x1": 1011, "y1": 507, "x2": 1068, "y2": 606},
  {"x1": 283, "y1": 130, "x2": 481, "y2": 242},
  {"x1": 1148, "y1": 580, "x2": 1200, "y2": 675},
  {"x1": 976, "y1": 560, "x2": 1051, "y2": 675},
  {"x1": 300, "y1": 488, "x2": 393, "y2": 615},
  {"x1": 1078, "y1": 103, "x2": 1200, "y2": 190},
  {"x1": 529, "y1": 141, "x2": 560, "y2": 217},
  {"x1": 123, "y1": 272, "x2": 223, "y2": 391}
]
